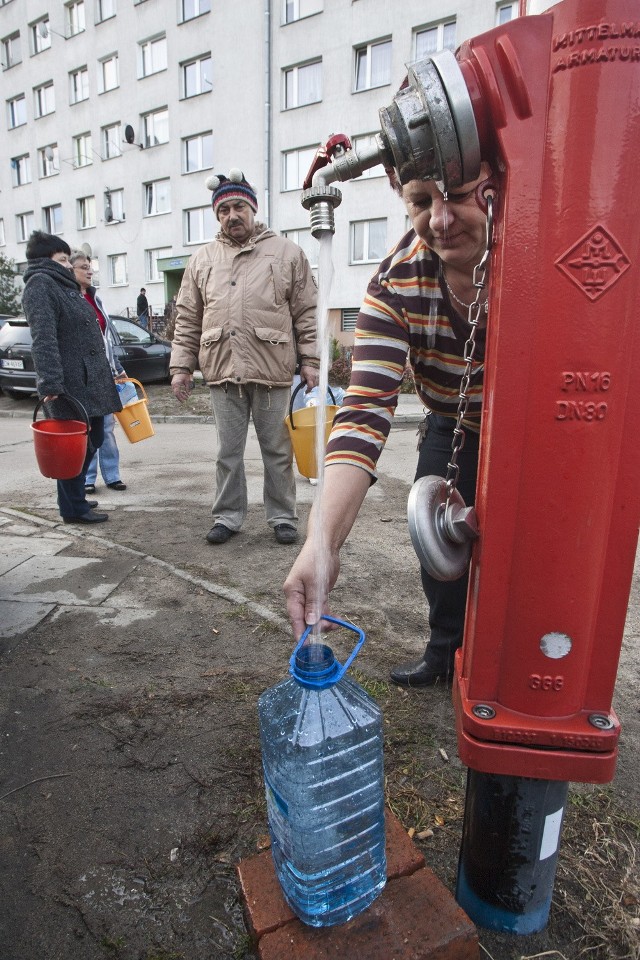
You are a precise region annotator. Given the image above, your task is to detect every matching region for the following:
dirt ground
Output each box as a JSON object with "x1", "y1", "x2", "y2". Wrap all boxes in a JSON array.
[{"x1": 0, "y1": 385, "x2": 638, "y2": 960}]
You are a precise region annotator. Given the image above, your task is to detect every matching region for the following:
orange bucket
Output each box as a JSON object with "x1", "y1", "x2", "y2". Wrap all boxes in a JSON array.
[
  {"x1": 114, "y1": 378, "x2": 155, "y2": 443},
  {"x1": 31, "y1": 395, "x2": 89, "y2": 480},
  {"x1": 285, "y1": 383, "x2": 339, "y2": 479}
]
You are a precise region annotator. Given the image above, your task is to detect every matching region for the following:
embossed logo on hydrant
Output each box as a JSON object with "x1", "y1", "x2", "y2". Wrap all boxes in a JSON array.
[{"x1": 556, "y1": 225, "x2": 630, "y2": 301}]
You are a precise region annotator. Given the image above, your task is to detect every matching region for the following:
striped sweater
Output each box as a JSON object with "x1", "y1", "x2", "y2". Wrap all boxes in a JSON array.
[{"x1": 326, "y1": 229, "x2": 486, "y2": 478}]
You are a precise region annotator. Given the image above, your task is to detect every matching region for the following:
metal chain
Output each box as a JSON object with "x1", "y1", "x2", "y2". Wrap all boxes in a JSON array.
[{"x1": 444, "y1": 194, "x2": 494, "y2": 500}]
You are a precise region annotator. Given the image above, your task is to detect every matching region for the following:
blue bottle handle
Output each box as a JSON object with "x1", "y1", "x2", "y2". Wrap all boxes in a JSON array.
[{"x1": 289, "y1": 615, "x2": 366, "y2": 686}]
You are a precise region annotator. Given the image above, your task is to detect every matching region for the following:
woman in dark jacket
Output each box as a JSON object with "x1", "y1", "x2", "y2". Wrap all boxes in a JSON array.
[{"x1": 21, "y1": 231, "x2": 121, "y2": 523}]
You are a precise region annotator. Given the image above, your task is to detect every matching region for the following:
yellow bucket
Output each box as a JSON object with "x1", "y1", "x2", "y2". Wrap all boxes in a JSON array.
[
  {"x1": 114, "y1": 378, "x2": 155, "y2": 443},
  {"x1": 285, "y1": 383, "x2": 339, "y2": 479}
]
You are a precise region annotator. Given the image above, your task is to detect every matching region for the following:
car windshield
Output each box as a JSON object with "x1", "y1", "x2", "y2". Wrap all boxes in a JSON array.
[{"x1": 110, "y1": 317, "x2": 154, "y2": 346}]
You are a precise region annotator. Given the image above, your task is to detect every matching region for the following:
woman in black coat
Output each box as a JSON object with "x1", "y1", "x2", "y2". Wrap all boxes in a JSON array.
[{"x1": 21, "y1": 231, "x2": 121, "y2": 523}]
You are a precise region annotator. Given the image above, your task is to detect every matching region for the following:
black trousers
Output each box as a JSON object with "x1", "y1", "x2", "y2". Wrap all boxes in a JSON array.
[
  {"x1": 57, "y1": 416, "x2": 105, "y2": 518},
  {"x1": 414, "y1": 414, "x2": 480, "y2": 671}
]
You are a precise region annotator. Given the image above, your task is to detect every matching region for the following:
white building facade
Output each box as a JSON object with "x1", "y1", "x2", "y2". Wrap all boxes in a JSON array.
[{"x1": 1, "y1": 0, "x2": 534, "y2": 330}]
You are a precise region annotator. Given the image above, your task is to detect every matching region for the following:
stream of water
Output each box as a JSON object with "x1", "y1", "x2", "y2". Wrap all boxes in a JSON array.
[{"x1": 309, "y1": 232, "x2": 335, "y2": 641}]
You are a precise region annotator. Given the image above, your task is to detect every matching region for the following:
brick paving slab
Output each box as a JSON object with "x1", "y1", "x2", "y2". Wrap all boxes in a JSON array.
[
  {"x1": 237, "y1": 809, "x2": 425, "y2": 940},
  {"x1": 257, "y1": 870, "x2": 478, "y2": 960},
  {"x1": 237, "y1": 809, "x2": 476, "y2": 958}
]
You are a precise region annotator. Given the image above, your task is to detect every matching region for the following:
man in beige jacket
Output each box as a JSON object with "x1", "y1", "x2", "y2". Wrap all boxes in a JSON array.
[{"x1": 171, "y1": 170, "x2": 319, "y2": 545}]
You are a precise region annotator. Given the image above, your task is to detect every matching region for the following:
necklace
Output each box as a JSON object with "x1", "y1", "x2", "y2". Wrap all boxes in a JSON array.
[{"x1": 441, "y1": 267, "x2": 489, "y2": 315}]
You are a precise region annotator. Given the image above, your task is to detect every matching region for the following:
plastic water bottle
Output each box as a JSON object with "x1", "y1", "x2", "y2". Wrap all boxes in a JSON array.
[{"x1": 258, "y1": 616, "x2": 386, "y2": 927}]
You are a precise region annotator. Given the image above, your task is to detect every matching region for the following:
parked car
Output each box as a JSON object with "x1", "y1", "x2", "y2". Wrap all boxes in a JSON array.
[
  {"x1": 0, "y1": 314, "x2": 17, "y2": 329},
  {"x1": 0, "y1": 315, "x2": 171, "y2": 399}
]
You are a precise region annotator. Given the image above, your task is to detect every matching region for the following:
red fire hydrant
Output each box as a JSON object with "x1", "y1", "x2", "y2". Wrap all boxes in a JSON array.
[
  {"x1": 300, "y1": 0, "x2": 640, "y2": 933},
  {"x1": 446, "y1": 0, "x2": 640, "y2": 932}
]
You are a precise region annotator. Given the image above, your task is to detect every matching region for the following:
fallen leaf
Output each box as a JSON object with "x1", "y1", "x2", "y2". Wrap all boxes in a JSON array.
[
  {"x1": 435, "y1": 815, "x2": 445, "y2": 827},
  {"x1": 256, "y1": 835, "x2": 271, "y2": 851},
  {"x1": 407, "y1": 827, "x2": 415, "y2": 838}
]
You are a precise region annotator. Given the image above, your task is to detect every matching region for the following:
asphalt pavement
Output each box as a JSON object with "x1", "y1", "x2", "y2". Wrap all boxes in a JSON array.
[{"x1": 0, "y1": 397, "x2": 425, "y2": 642}]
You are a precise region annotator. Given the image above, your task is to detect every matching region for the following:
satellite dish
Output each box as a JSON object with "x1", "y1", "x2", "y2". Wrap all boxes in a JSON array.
[
  {"x1": 38, "y1": 22, "x2": 49, "y2": 39},
  {"x1": 44, "y1": 146, "x2": 54, "y2": 162},
  {"x1": 124, "y1": 125, "x2": 135, "y2": 144},
  {"x1": 81, "y1": 243, "x2": 92, "y2": 257}
]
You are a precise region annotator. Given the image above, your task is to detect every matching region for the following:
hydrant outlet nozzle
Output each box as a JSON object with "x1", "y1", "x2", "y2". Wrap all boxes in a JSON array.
[{"x1": 301, "y1": 185, "x2": 343, "y2": 238}]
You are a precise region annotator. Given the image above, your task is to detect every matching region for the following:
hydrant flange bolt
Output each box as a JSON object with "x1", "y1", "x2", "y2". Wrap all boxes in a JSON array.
[
  {"x1": 472, "y1": 704, "x2": 497, "y2": 720},
  {"x1": 588, "y1": 714, "x2": 615, "y2": 730}
]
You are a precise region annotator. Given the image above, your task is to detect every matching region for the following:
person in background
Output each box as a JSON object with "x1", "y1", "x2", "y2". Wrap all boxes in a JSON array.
[
  {"x1": 170, "y1": 169, "x2": 319, "y2": 546},
  {"x1": 70, "y1": 252, "x2": 127, "y2": 495},
  {"x1": 136, "y1": 288, "x2": 149, "y2": 330},
  {"x1": 284, "y1": 163, "x2": 494, "y2": 687},
  {"x1": 21, "y1": 232, "x2": 121, "y2": 524}
]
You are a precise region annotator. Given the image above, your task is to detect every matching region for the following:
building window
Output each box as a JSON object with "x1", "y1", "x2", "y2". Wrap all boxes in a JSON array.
[
  {"x1": 341, "y1": 308, "x2": 359, "y2": 332},
  {"x1": 350, "y1": 218, "x2": 387, "y2": 263},
  {"x1": 74, "y1": 132, "x2": 93, "y2": 167},
  {"x1": 185, "y1": 206, "x2": 214, "y2": 244},
  {"x1": 96, "y1": 0, "x2": 116, "y2": 22},
  {"x1": 142, "y1": 108, "x2": 169, "y2": 147},
  {"x1": 38, "y1": 144, "x2": 59, "y2": 178},
  {"x1": 352, "y1": 134, "x2": 384, "y2": 178},
  {"x1": 145, "y1": 247, "x2": 171, "y2": 283},
  {"x1": 11, "y1": 154, "x2": 31, "y2": 187},
  {"x1": 105, "y1": 188, "x2": 124, "y2": 222},
  {"x1": 282, "y1": 146, "x2": 316, "y2": 191},
  {"x1": 282, "y1": 228, "x2": 319, "y2": 268},
  {"x1": 70, "y1": 66, "x2": 89, "y2": 104},
  {"x1": 31, "y1": 18, "x2": 51, "y2": 54},
  {"x1": 183, "y1": 132, "x2": 213, "y2": 173},
  {"x1": 354, "y1": 38, "x2": 391, "y2": 91},
  {"x1": 283, "y1": 0, "x2": 323, "y2": 24},
  {"x1": 139, "y1": 36, "x2": 167, "y2": 78},
  {"x1": 102, "y1": 123, "x2": 121, "y2": 159},
  {"x1": 66, "y1": 1, "x2": 86, "y2": 35},
  {"x1": 414, "y1": 20, "x2": 456, "y2": 59},
  {"x1": 7, "y1": 94, "x2": 27, "y2": 128},
  {"x1": 108, "y1": 253, "x2": 128, "y2": 285},
  {"x1": 496, "y1": 2, "x2": 517, "y2": 24},
  {"x1": 144, "y1": 179, "x2": 171, "y2": 216},
  {"x1": 77, "y1": 196, "x2": 96, "y2": 229},
  {"x1": 43, "y1": 204, "x2": 63, "y2": 234},
  {"x1": 180, "y1": 0, "x2": 210, "y2": 22},
  {"x1": 182, "y1": 54, "x2": 211, "y2": 98},
  {"x1": 34, "y1": 81, "x2": 55, "y2": 118},
  {"x1": 2, "y1": 32, "x2": 22, "y2": 70},
  {"x1": 284, "y1": 60, "x2": 322, "y2": 109},
  {"x1": 0, "y1": 219, "x2": 5, "y2": 246},
  {"x1": 99, "y1": 54, "x2": 119, "y2": 93},
  {"x1": 16, "y1": 212, "x2": 35, "y2": 243}
]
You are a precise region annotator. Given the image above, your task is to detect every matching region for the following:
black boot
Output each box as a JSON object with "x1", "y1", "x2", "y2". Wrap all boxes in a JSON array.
[{"x1": 389, "y1": 656, "x2": 454, "y2": 687}]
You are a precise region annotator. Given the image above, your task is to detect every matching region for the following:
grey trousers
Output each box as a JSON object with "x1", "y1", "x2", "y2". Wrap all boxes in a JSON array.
[{"x1": 209, "y1": 383, "x2": 298, "y2": 531}]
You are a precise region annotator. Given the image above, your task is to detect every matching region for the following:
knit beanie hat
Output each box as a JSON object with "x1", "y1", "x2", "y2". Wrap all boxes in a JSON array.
[{"x1": 205, "y1": 169, "x2": 258, "y2": 216}]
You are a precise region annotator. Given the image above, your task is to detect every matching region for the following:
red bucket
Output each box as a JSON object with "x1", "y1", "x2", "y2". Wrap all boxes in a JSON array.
[{"x1": 31, "y1": 395, "x2": 89, "y2": 480}]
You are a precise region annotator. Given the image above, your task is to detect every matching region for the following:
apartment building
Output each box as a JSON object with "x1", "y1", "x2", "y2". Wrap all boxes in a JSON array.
[{"x1": 1, "y1": 0, "x2": 532, "y2": 330}]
